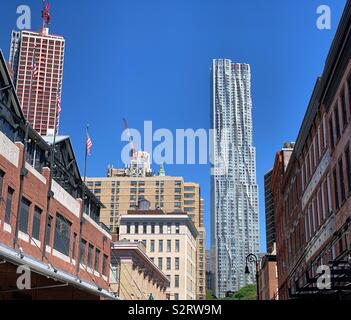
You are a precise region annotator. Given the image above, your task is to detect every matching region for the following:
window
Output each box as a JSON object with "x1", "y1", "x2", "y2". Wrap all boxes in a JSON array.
[
  {"x1": 32, "y1": 206, "x2": 42, "y2": 240},
  {"x1": 335, "y1": 106, "x2": 341, "y2": 141},
  {"x1": 158, "y1": 257, "x2": 163, "y2": 270},
  {"x1": 87, "y1": 244, "x2": 94, "y2": 268},
  {"x1": 134, "y1": 223, "x2": 139, "y2": 234},
  {"x1": 102, "y1": 254, "x2": 108, "y2": 276},
  {"x1": 80, "y1": 239, "x2": 87, "y2": 264},
  {"x1": 151, "y1": 223, "x2": 155, "y2": 234},
  {"x1": 333, "y1": 168, "x2": 340, "y2": 210},
  {"x1": 175, "y1": 240, "x2": 180, "y2": 252},
  {"x1": 167, "y1": 257, "x2": 171, "y2": 270},
  {"x1": 143, "y1": 223, "x2": 147, "y2": 234},
  {"x1": 159, "y1": 223, "x2": 163, "y2": 234},
  {"x1": 175, "y1": 223, "x2": 180, "y2": 234},
  {"x1": 329, "y1": 118, "x2": 335, "y2": 149},
  {"x1": 19, "y1": 198, "x2": 31, "y2": 233},
  {"x1": 95, "y1": 249, "x2": 100, "y2": 272},
  {"x1": 127, "y1": 223, "x2": 131, "y2": 234},
  {"x1": 339, "y1": 157, "x2": 346, "y2": 203},
  {"x1": 159, "y1": 240, "x2": 163, "y2": 252},
  {"x1": 341, "y1": 92, "x2": 348, "y2": 128},
  {"x1": 45, "y1": 215, "x2": 53, "y2": 246},
  {"x1": 54, "y1": 214, "x2": 72, "y2": 256},
  {"x1": 150, "y1": 240, "x2": 155, "y2": 252},
  {"x1": 5, "y1": 187, "x2": 14, "y2": 224},
  {"x1": 175, "y1": 275, "x2": 180, "y2": 288},
  {"x1": 167, "y1": 240, "x2": 171, "y2": 252},
  {"x1": 174, "y1": 293, "x2": 179, "y2": 300},
  {"x1": 175, "y1": 257, "x2": 180, "y2": 270},
  {"x1": 346, "y1": 146, "x2": 351, "y2": 193}
]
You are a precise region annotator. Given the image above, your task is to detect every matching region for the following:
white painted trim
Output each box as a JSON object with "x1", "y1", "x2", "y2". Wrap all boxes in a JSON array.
[
  {"x1": 52, "y1": 249, "x2": 71, "y2": 263},
  {"x1": 3, "y1": 223, "x2": 11, "y2": 233},
  {"x1": 83, "y1": 213, "x2": 112, "y2": 240},
  {"x1": 0, "y1": 131, "x2": 19, "y2": 167},
  {"x1": 51, "y1": 180, "x2": 80, "y2": 217},
  {"x1": 25, "y1": 162, "x2": 47, "y2": 184},
  {"x1": 46, "y1": 245, "x2": 52, "y2": 253},
  {"x1": 18, "y1": 231, "x2": 29, "y2": 242},
  {"x1": 31, "y1": 238, "x2": 41, "y2": 248}
]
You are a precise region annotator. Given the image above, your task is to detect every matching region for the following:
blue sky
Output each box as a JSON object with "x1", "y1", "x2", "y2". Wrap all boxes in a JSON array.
[{"x1": 0, "y1": 0, "x2": 346, "y2": 251}]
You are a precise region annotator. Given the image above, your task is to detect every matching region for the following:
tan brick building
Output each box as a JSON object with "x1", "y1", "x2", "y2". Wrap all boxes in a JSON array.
[
  {"x1": 87, "y1": 166, "x2": 206, "y2": 299},
  {"x1": 110, "y1": 241, "x2": 169, "y2": 300},
  {"x1": 118, "y1": 209, "x2": 198, "y2": 300}
]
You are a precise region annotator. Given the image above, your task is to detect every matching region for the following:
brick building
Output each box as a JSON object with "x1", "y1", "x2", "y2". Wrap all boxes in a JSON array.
[
  {"x1": 0, "y1": 50, "x2": 114, "y2": 300},
  {"x1": 258, "y1": 253, "x2": 278, "y2": 300},
  {"x1": 272, "y1": 1, "x2": 351, "y2": 299}
]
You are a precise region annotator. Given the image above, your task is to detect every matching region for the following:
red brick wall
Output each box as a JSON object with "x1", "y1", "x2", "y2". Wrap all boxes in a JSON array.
[{"x1": 0, "y1": 141, "x2": 111, "y2": 292}]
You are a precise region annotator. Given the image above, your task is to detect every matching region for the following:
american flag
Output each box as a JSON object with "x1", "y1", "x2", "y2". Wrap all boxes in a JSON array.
[
  {"x1": 57, "y1": 96, "x2": 61, "y2": 115},
  {"x1": 86, "y1": 132, "x2": 93, "y2": 156}
]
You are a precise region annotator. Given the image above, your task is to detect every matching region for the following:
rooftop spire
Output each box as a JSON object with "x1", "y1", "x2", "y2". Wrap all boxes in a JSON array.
[{"x1": 41, "y1": 0, "x2": 51, "y2": 29}]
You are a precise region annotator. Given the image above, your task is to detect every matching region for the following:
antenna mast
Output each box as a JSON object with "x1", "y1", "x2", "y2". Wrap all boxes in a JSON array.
[{"x1": 41, "y1": 0, "x2": 51, "y2": 30}]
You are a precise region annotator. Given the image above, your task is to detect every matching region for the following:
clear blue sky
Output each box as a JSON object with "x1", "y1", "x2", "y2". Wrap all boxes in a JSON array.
[{"x1": 0, "y1": 0, "x2": 346, "y2": 251}]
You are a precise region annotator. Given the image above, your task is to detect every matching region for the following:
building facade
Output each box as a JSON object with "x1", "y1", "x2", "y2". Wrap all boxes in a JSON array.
[
  {"x1": 9, "y1": 28, "x2": 65, "y2": 136},
  {"x1": 258, "y1": 254, "x2": 278, "y2": 300},
  {"x1": 87, "y1": 163, "x2": 206, "y2": 299},
  {"x1": 264, "y1": 170, "x2": 276, "y2": 254},
  {"x1": 272, "y1": 0, "x2": 351, "y2": 300},
  {"x1": 110, "y1": 241, "x2": 169, "y2": 300},
  {"x1": 119, "y1": 210, "x2": 198, "y2": 300},
  {"x1": 211, "y1": 59, "x2": 260, "y2": 297},
  {"x1": 0, "y1": 51, "x2": 114, "y2": 300}
]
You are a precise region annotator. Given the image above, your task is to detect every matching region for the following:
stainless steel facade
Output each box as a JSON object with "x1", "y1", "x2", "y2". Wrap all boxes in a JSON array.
[{"x1": 211, "y1": 59, "x2": 260, "y2": 297}]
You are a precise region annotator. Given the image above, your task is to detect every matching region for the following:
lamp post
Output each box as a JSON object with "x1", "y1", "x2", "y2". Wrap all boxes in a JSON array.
[{"x1": 245, "y1": 253, "x2": 259, "y2": 300}]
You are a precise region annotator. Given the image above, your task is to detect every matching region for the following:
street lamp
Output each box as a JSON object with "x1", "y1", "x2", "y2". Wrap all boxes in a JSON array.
[{"x1": 245, "y1": 253, "x2": 259, "y2": 300}]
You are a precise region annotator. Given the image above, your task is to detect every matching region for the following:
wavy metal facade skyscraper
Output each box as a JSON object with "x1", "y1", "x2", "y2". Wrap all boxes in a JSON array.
[{"x1": 211, "y1": 59, "x2": 260, "y2": 297}]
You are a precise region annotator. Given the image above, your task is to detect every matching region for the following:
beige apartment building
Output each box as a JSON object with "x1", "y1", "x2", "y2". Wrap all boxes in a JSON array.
[
  {"x1": 119, "y1": 209, "x2": 198, "y2": 300},
  {"x1": 86, "y1": 159, "x2": 206, "y2": 299}
]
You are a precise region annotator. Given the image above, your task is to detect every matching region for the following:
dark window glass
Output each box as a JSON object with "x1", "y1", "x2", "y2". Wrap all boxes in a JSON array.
[
  {"x1": 335, "y1": 106, "x2": 341, "y2": 141},
  {"x1": 19, "y1": 198, "x2": 31, "y2": 233},
  {"x1": 102, "y1": 254, "x2": 108, "y2": 276},
  {"x1": 80, "y1": 239, "x2": 87, "y2": 264},
  {"x1": 345, "y1": 147, "x2": 351, "y2": 193},
  {"x1": 95, "y1": 248, "x2": 100, "y2": 272},
  {"x1": 341, "y1": 93, "x2": 348, "y2": 128},
  {"x1": 45, "y1": 215, "x2": 53, "y2": 246},
  {"x1": 5, "y1": 187, "x2": 14, "y2": 224},
  {"x1": 32, "y1": 206, "x2": 42, "y2": 240},
  {"x1": 339, "y1": 157, "x2": 346, "y2": 203},
  {"x1": 87, "y1": 244, "x2": 94, "y2": 268},
  {"x1": 53, "y1": 214, "x2": 72, "y2": 256},
  {"x1": 329, "y1": 118, "x2": 335, "y2": 150},
  {"x1": 333, "y1": 169, "x2": 340, "y2": 210}
]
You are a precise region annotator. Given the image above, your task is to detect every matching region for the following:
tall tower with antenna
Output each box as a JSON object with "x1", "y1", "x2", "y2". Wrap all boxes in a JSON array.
[{"x1": 9, "y1": 0, "x2": 65, "y2": 136}]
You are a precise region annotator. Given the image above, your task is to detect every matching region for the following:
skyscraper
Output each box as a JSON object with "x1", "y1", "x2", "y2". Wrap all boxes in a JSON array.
[
  {"x1": 211, "y1": 59, "x2": 260, "y2": 297},
  {"x1": 9, "y1": 28, "x2": 65, "y2": 135}
]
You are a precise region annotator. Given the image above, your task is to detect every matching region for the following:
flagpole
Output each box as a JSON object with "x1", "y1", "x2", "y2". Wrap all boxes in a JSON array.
[{"x1": 83, "y1": 125, "x2": 89, "y2": 183}]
